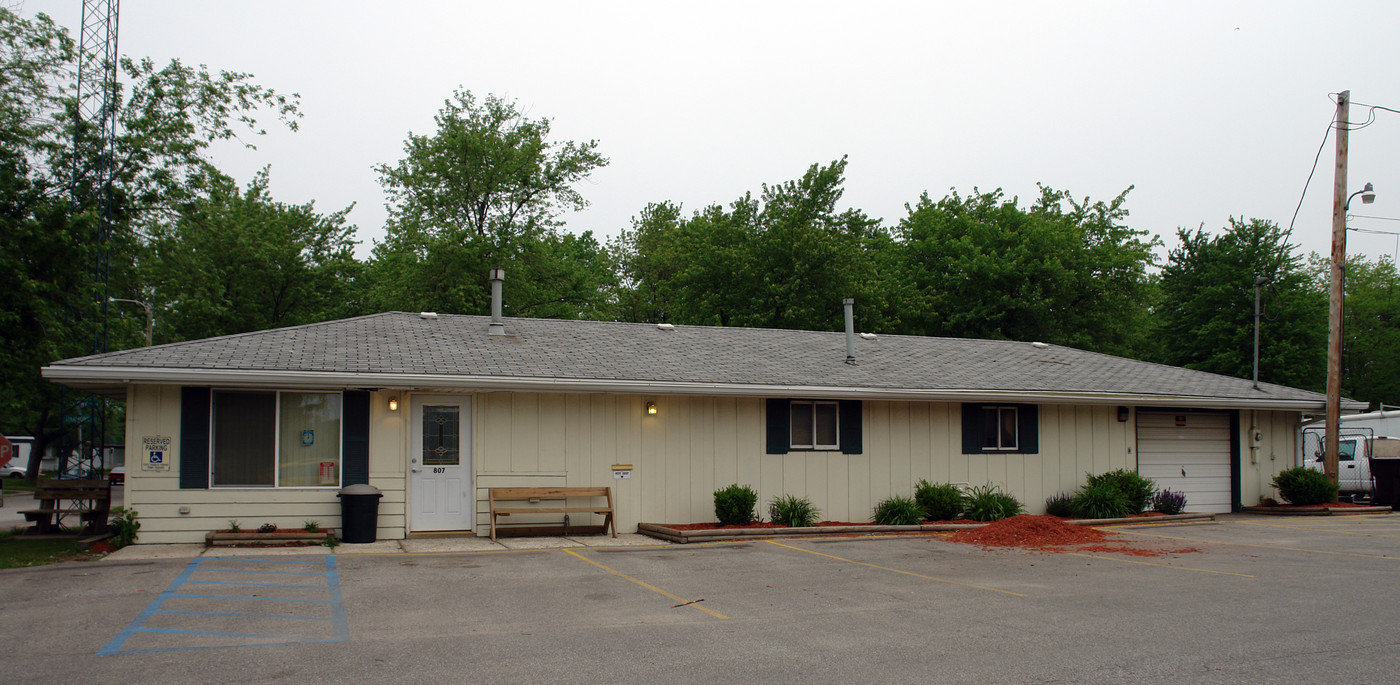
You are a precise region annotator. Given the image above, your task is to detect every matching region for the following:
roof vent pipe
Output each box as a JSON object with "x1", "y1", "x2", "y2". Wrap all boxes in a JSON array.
[
  {"x1": 843, "y1": 298, "x2": 856, "y2": 365},
  {"x1": 488, "y1": 268, "x2": 505, "y2": 336}
]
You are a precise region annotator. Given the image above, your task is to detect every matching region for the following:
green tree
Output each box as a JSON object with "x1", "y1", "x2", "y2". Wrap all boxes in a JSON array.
[
  {"x1": 894, "y1": 185, "x2": 1157, "y2": 355},
  {"x1": 1157, "y1": 218, "x2": 1325, "y2": 390},
  {"x1": 1310, "y1": 254, "x2": 1400, "y2": 406},
  {"x1": 611, "y1": 158, "x2": 900, "y2": 333},
  {"x1": 142, "y1": 169, "x2": 361, "y2": 342},
  {"x1": 0, "y1": 8, "x2": 300, "y2": 477},
  {"x1": 366, "y1": 89, "x2": 612, "y2": 318}
]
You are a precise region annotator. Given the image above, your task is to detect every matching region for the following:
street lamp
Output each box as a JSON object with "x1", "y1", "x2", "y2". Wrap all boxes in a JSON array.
[{"x1": 109, "y1": 297, "x2": 153, "y2": 347}]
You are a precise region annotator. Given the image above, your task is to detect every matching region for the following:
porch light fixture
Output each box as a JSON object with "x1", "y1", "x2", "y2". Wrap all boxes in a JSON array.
[
  {"x1": 388, "y1": 398, "x2": 399, "y2": 412},
  {"x1": 646, "y1": 402, "x2": 657, "y2": 415},
  {"x1": 1117, "y1": 406, "x2": 1129, "y2": 422}
]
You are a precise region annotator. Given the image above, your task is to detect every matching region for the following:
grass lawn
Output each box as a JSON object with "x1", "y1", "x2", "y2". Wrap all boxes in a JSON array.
[
  {"x1": 0, "y1": 532, "x2": 103, "y2": 569},
  {"x1": 2, "y1": 478, "x2": 39, "y2": 493}
]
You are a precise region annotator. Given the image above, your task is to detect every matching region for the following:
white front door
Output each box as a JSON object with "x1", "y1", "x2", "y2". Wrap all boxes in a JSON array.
[{"x1": 409, "y1": 395, "x2": 473, "y2": 532}]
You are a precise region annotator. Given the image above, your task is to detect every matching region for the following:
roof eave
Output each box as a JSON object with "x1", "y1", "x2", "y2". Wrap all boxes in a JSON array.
[{"x1": 42, "y1": 365, "x2": 1354, "y2": 412}]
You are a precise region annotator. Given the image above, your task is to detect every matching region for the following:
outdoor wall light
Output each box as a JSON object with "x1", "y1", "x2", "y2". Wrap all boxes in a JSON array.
[
  {"x1": 388, "y1": 398, "x2": 399, "y2": 412},
  {"x1": 646, "y1": 402, "x2": 657, "y2": 416},
  {"x1": 1117, "y1": 406, "x2": 1129, "y2": 422}
]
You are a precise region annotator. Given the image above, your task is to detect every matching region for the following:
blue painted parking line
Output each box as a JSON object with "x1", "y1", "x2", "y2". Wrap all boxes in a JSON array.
[{"x1": 98, "y1": 555, "x2": 350, "y2": 655}]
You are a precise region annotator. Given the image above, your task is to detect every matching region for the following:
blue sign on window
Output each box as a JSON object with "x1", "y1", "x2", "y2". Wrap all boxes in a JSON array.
[{"x1": 301, "y1": 430, "x2": 315, "y2": 446}]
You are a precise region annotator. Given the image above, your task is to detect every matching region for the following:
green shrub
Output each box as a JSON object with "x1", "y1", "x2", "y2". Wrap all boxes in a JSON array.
[
  {"x1": 1071, "y1": 481, "x2": 1131, "y2": 519},
  {"x1": 109, "y1": 507, "x2": 140, "y2": 548},
  {"x1": 1271, "y1": 467, "x2": 1338, "y2": 506},
  {"x1": 303, "y1": 520, "x2": 322, "y2": 533},
  {"x1": 914, "y1": 480, "x2": 964, "y2": 521},
  {"x1": 769, "y1": 495, "x2": 821, "y2": 527},
  {"x1": 872, "y1": 495, "x2": 925, "y2": 525},
  {"x1": 962, "y1": 484, "x2": 1024, "y2": 522},
  {"x1": 1044, "y1": 492, "x2": 1076, "y2": 518},
  {"x1": 1085, "y1": 469, "x2": 1157, "y2": 514},
  {"x1": 714, "y1": 484, "x2": 759, "y2": 525}
]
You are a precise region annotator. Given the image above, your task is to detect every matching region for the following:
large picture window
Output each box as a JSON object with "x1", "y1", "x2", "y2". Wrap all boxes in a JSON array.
[{"x1": 211, "y1": 390, "x2": 342, "y2": 487}]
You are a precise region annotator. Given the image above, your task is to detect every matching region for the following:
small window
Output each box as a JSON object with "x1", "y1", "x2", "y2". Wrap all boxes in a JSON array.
[
  {"x1": 962, "y1": 402, "x2": 1038, "y2": 455},
  {"x1": 790, "y1": 401, "x2": 840, "y2": 450},
  {"x1": 1338, "y1": 441, "x2": 1357, "y2": 462},
  {"x1": 980, "y1": 406, "x2": 1019, "y2": 451}
]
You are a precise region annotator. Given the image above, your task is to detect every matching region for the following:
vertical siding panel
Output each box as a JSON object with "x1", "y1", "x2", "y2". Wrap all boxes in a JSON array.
[
  {"x1": 1024, "y1": 450, "x2": 1044, "y2": 514},
  {"x1": 482, "y1": 393, "x2": 512, "y2": 473},
  {"x1": 783, "y1": 453, "x2": 807, "y2": 500},
  {"x1": 1039, "y1": 405, "x2": 1062, "y2": 500},
  {"x1": 948, "y1": 403, "x2": 970, "y2": 485},
  {"x1": 736, "y1": 398, "x2": 762, "y2": 489},
  {"x1": 929, "y1": 403, "x2": 954, "y2": 484},
  {"x1": 510, "y1": 393, "x2": 539, "y2": 472},
  {"x1": 662, "y1": 396, "x2": 689, "y2": 524},
  {"x1": 1075, "y1": 406, "x2": 1094, "y2": 479},
  {"x1": 691, "y1": 398, "x2": 716, "y2": 525},
  {"x1": 890, "y1": 402, "x2": 912, "y2": 496},
  {"x1": 565, "y1": 395, "x2": 589, "y2": 486},
  {"x1": 714, "y1": 398, "x2": 739, "y2": 488},
  {"x1": 537, "y1": 393, "x2": 566, "y2": 473},
  {"x1": 868, "y1": 402, "x2": 891, "y2": 502},
  {"x1": 1093, "y1": 406, "x2": 1111, "y2": 474},
  {"x1": 848, "y1": 453, "x2": 871, "y2": 522},
  {"x1": 638, "y1": 395, "x2": 666, "y2": 524},
  {"x1": 1058, "y1": 406, "x2": 1078, "y2": 492},
  {"x1": 760, "y1": 452, "x2": 785, "y2": 520},
  {"x1": 824, "y1": 453, "x2": 846, "y2": 521},
  {"x1": 1004, "y1": 453, "x2": 1025, "y2": 507},
  {"x1": 910, "y1": 402, "x2": 933, "y2": 484}
]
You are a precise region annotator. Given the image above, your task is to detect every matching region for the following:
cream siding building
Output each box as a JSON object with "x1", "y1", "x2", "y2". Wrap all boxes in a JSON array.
[{"x1": 46, "y1": 312, "x2": 1354, "y2": 544}]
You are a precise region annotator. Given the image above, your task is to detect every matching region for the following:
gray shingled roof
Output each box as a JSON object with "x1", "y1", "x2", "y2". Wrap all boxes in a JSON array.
[{"x1": 43, "y1": 311, "x2": 1348, "y2": 410}]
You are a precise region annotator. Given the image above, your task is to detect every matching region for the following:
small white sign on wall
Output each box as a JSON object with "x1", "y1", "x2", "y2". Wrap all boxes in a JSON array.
[
  {"x1": 613, "y1": 470, "x2": 632, "y2": 480},
  {"x1": 142, "y1": 435, "x2": 172, "y2": 471}
]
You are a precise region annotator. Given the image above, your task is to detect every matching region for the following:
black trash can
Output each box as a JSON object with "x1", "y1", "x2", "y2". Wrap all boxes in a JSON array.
[
  {"x1": 337, "y1": 483, "x2": 383, "y2": 543},
  {"x1": 1370, "y1": 457, "x2": 1400, "y2": 507}
]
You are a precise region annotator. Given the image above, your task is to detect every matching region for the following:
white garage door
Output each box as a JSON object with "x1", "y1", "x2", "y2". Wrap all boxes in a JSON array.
[{"x1": 1137, "y1": 411, "x2": 1233, "y2": 514}]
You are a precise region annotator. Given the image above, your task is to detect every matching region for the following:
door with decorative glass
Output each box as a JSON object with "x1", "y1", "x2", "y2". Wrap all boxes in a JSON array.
[{"x1": 409, "y1": 396, "x2": 473, "y2": 531}]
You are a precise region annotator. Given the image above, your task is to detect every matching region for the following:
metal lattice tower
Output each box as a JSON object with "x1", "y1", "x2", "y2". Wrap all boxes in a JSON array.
[{"x1": 64, "y1": 0, "x2": 120, "y2": 478}]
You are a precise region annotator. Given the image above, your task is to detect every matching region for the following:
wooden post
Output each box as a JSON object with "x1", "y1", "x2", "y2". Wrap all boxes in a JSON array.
[{"x1": 1325, "y1": 90, "x2": 1349, "y2": 486}]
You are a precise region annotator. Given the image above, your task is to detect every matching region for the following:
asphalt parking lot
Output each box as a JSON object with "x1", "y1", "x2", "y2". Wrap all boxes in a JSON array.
[{"x1": 3, "y1": 513, "x2": 1400, "y2": 683}]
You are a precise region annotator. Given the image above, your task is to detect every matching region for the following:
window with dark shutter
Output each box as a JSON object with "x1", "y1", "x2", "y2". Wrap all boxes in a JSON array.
[{"x1": 961, "y1": 403, "x2": 1039, "y2": 454}]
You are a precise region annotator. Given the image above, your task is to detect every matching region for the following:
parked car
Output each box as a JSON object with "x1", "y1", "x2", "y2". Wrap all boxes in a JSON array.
[
  {"x1": 108, "y1": 466, "x2": 125, "y2": 485},
  {"x1": 1, "y1": 461, "x2": 25, "y2": 479}
]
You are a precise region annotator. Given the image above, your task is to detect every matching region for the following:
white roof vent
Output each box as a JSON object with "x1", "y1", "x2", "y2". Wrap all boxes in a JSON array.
[
  {"x1": 420, "y1": 312, "x2": 439, "y2": 320},
  {"x1": 859, "y1": 332, "x2": 877, "y2": 340},
  {"x1": 1031, "y1": 341, "x2": 1050, "y2": 349},
  {"x1": 656, "y1": 323, "x2": 675, "y2": 331}
]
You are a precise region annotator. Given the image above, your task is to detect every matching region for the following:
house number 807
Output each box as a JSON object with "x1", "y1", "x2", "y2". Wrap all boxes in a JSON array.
[{"x1": 433, "y1": 468, "x2": 445, "y2": 473}]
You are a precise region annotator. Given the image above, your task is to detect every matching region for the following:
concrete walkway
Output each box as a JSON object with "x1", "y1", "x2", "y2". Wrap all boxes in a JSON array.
[{"x1": 103, "y1": 532, "x2": 667, "y2": 561}]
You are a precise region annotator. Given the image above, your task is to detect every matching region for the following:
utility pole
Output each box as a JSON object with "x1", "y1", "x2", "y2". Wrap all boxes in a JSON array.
[
  {"x1": 1325, "y1": 90, "x2": 1349, "y2": 486},
  {"x1": 1253, "y1": 276, "x2": 1269, "y2": 390}
]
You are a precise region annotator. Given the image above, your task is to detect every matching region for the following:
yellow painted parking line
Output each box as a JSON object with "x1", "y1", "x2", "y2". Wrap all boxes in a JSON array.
[
  {"x1": 1062, "y1": 552, "x2": 1255, "y2": 577},
  {"x1": 1234, "y1": 520, "x2": 1400, "y2": 538},
  {"x1": 764, "y1": 540, "x2": 1026, "y2": 597},
  {"x1": 1109, "y1": 527, "x2": 1400, "y2": 561},
  {"x1": 562, "y1": 549, "x2": 729, "y2": 619}
]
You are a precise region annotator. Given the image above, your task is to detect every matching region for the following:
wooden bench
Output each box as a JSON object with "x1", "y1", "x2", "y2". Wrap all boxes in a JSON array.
[
  {"x1": 20, "y1": 479, "x2": 113, "y2": 535},
  {"x1": 488, "y1": 487, "x2": 615, "y2": 541}
]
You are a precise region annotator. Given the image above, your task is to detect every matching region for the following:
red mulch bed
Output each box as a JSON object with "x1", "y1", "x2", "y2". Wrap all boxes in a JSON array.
[
  {"x1": 946, "y1": 514, "x2": 1198, "y2": 557},
  {"x1": 1261, "y1": 501, "x2": 1374, "y2": 509},
  {"x1": 88, "y1": 540, "x2": 116, "y2": 555}
]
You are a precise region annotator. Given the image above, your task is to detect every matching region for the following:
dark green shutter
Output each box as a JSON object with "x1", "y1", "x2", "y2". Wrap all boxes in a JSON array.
[
  {"x1": 180, "y1": 387, "x2": 211, "y2": 489},
  {"x1": 839, "y1": 400, "x2": 863, "y2": 454},
  {"x1": 1017, "y1": 404, "x2": 1039, "y2": 454},
  {"x1": 342, "y1": 390, "x2": 370, "y2": 485},
  {"x1": 766, "y1": 398, "x2": 790, "y2": 454},
  {"x1": 960, "y1": 403, "x2": 982, "y2": 454}
]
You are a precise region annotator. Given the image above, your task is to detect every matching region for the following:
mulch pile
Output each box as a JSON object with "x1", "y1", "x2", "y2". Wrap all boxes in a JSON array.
[
  {"x1": 668, "y1": 520, "x2": 875, "y2": 531},
  {"x1": 946, "y1": 514, "x2": 1198, "y2": 557}
]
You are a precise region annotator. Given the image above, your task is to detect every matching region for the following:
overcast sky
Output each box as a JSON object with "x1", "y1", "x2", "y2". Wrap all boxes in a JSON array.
[{"x1": 22, "y1": 0, "x2": 1400, "y2": 264}]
